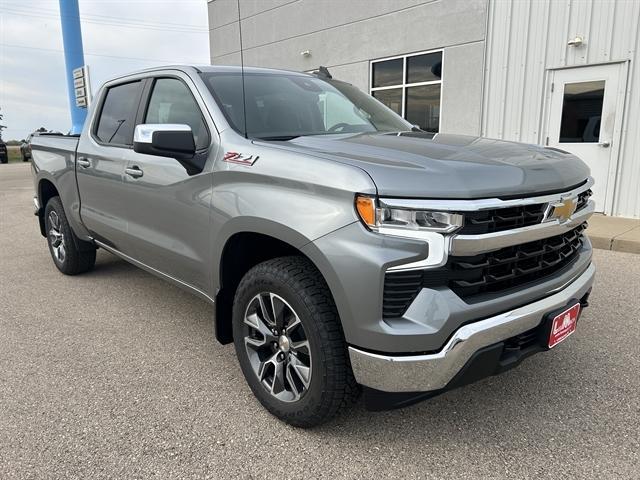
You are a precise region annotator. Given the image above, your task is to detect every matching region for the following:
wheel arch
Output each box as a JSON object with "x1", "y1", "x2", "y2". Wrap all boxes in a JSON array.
[
  {"x1": 37, "y1": 178, "x2": 60, "y2": 236},
  {"x1": 213, "y1": 221, "x2": 342, "y2": 345}
]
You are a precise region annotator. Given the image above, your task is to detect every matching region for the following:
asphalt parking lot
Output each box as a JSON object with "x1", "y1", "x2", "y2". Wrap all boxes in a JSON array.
[{"x1": 1, "y1": 162, "x2": 639, "y2": 479}]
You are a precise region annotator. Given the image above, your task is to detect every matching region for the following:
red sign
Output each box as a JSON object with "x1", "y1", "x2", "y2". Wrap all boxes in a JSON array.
[{"x1": 548, "y1": 303, "x2": 580, "y2": 348}]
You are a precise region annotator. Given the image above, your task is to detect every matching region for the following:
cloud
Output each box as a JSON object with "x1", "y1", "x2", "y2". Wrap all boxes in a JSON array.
[{"x1": 0, "y1": 0, "x2": 209, "y2": 140}]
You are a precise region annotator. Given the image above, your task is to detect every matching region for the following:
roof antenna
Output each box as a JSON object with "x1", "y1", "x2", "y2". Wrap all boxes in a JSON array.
[{"x1": 237, "y1": 0, "x2": 248, "y2": 139}]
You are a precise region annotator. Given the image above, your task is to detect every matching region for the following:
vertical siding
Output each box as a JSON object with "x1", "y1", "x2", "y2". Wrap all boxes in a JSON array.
[
  {"x1": 483, "y1": 0, "x2": 640, "y2": 218},
  {"x1": 613, "y1": 1, "x2": 640, "y2": 218}
]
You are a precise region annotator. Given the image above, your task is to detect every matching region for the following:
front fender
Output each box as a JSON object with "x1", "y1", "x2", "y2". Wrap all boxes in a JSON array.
[{"x1": 211, "y1": 216, "x2": 317, "y2": 291}]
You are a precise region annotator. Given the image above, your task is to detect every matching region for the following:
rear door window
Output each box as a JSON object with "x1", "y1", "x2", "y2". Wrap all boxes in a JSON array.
[{"x1": 95, "y1": 81, "x2": 143, "y2": 146}]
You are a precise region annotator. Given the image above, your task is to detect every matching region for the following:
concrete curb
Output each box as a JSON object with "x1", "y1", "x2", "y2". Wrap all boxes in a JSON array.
[{"x1": 587, "y1": 214, "x2": 640, "y2": 254}]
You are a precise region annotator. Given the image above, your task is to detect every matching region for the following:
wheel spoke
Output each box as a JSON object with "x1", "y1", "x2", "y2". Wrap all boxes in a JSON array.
[
  {"x1": 48, "y1": 211, "x2": 59, "y2": 230},
  {"x1": 289, "y1": 355, "x2": 311, "y2": 387},
  {"x1": 257, "y1": 352, "x2": 278, "y2": 381},
  {"x1": 257, "y1": 294, "x2": 275, "y2": 327},
  {"x1": 291, "y1": 339, "x2": 310, "y2": 355},
  {"x1": 285, "y1": 366, "x2": 302, "y2": 399},
  {"x1": 270, "y1": 293, "x2": 287, "y2": 331},
  {"x1": 244, "y1": 335, "x2": 266, "y2": 350},
  {"x1": 270, "y1": 357, "x2": 286, "y2": 395},
  {"x1": 244, "y1": 312, "x2": 276, "y2": 341},
  {"x1": 286, "y1": 314, "x2": 301, "y2": 335}
]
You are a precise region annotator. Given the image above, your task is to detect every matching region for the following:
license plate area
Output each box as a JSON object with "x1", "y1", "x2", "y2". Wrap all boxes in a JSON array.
[{"x1": 547, "y1": 303, "x2": 580, "y2": 348}]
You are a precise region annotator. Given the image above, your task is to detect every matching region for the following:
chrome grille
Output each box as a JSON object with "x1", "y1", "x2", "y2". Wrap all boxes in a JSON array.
[
  {"x1": 442, "y1": 223, "x2": 587, "y2": 299},
  {"x1": 459, "y1": 203, "x2": 546, "y2": 235}
]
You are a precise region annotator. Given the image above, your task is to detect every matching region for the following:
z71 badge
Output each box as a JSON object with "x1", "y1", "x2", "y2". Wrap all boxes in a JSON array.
[{"x1": 223, "y1": 151, "x2": 259, "y2": 166}]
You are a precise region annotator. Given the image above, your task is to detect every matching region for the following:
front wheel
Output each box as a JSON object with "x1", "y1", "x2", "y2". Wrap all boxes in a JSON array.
[
  {"x1": 232, "y1": 256, "x2": 360, "y2": 427},
  {"x1": 44, "y1": 196, "x2": 96, "y2": 275}
]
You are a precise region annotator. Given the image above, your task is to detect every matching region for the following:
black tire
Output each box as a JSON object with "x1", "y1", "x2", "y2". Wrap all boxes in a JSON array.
[
  {"x1": 44, "y1": 196, "x2": 96, "y2": 275},
  {"x1": 232, "y1": 256, "x2": 360, "y2": 427}
]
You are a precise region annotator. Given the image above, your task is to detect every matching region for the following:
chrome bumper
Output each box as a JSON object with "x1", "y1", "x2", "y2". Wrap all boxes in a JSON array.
[{"x1": 348, "y1": 262, "x2": 595, "y2": 393}]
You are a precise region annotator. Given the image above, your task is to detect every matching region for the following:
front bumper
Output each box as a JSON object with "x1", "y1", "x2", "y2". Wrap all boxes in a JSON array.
[{"x1": 349, "y1": 262, "x2": 595, "y2": 393}]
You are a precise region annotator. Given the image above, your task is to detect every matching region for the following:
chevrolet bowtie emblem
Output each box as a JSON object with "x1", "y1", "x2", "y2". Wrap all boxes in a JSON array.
[{"x1": 548, "y1": 197, "x2": 578, "y2": 223}]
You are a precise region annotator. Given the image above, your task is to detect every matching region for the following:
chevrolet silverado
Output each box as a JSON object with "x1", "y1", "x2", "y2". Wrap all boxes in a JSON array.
[{"x1": 30, "y1": 65, "x2": 595, "y2": 427}]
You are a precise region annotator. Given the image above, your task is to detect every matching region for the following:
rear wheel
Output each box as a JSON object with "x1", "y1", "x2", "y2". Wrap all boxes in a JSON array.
[
  {"x1": 44, "y1": 196, "x2": 96, "y2": 275},
  {"x1": 232, "y1": 256, "x2": 360, "y2": 427}
]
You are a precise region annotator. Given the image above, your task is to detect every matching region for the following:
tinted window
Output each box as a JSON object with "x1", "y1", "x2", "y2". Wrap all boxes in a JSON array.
[
  {"x1": 559, "y1": 81, "x2": 604, "y2": 143},
  {"x1": 406, "y1": 52, "x2": 442, "y2": 84},
  {"x1": 372, "y1": 58, "x2": 403, "y2": 88},
  {"x1": 370, "y1": 51, "x2": 443, "y2": 133},
  {"x1": 145, "y1": 78, "x2": 209, "y2": 150},
  {"x1": 95, "y1": 81, "x2": 142, "y2": 145},
  {"x1": 405, "y1": 84, "x2": 441, "y2": 132},
  {"x1": 372, "y1": 88, "x2": 402, "y2": 115}
]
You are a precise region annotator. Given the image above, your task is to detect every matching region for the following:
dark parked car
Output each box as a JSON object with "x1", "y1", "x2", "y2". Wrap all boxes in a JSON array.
[
  {"x1": 0, "y1": 141, "x2": 7, "y2": 164},
  {"x1": 21, "y1": 133, "x2": 35, "y2": 162}
]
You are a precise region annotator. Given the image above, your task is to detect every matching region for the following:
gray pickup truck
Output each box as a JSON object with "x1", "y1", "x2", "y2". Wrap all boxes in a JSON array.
[{"x1": 31, "y1": 65, "x2": 595, "y2": 427}]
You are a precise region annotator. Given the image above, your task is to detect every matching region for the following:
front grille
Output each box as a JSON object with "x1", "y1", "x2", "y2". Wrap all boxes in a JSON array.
[
  {"x1": 576, "y1": 189, "x2": 593, "y2": 211},
  {"x1": 382, "y1": 223, "x2": 588, "y2": 318},
  {"x1": 459, "y1": 203, "x2": 546, "y2": 235},
  {"x1": 438, "y1": 223, "x2": 587, "y2": 299},
  {"x1": 457, "y1": 188, "x2": 592, "y2": 235}
]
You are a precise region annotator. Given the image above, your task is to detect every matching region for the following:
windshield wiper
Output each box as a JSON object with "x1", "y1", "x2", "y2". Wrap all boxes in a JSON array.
[{"x1": 255, "y1": 135, "x2": 300, "y2": 141}]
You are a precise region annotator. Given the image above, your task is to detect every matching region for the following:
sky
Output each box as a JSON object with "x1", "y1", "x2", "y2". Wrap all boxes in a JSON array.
[{"x1": 0, "y1": 0, "x2": 210, "y2": 140}]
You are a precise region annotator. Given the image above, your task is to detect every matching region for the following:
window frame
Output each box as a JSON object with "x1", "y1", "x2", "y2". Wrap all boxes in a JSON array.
[
  {"x1": 91, "y1": 79, "x2": 146, "y2": 149},
  {"x1": 141, "y1": 75, "x2": 212, "y2": 153},
  {"x1": 369, "y1": 48, "x2": 444, "y2": 131}
]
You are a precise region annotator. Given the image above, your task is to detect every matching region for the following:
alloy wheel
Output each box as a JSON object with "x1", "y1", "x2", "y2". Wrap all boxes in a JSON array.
[
  {"x1": 243, "y1": 292, "x2": 312, "y2": 402},
  {"x1": 48, "y1": 211, "x2": 66, "y2": 263}
]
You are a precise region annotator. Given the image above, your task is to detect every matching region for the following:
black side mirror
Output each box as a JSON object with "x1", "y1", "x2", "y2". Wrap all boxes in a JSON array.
[{"x1": 133, "y1": 124, "x2": 196, "y2": 160}]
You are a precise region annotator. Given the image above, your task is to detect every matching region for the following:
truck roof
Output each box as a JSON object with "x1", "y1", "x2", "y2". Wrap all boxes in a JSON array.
[{"x1": 110, "y1": 64, "x2": 312, "y2": 82}]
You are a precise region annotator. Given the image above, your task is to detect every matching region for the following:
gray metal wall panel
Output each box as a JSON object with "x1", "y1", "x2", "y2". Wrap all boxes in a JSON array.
[{"x1": 483, "y1": 0, "x2": 640, "y2": 218}]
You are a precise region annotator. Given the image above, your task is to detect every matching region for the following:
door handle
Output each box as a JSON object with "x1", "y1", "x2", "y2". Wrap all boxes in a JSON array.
[
  {"x1": 125, "y1": 166, "x2": 144, "y2": 178},
  {"x1": 77, "y1": 158, "x2": 91, "y2": 168},
  {"x1": 598, "y1": 141, "x2": 611, "y2": 148}
]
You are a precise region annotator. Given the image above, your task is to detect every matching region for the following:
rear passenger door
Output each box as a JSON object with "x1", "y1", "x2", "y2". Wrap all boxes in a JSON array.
[
  {"x1": 119, "y1": 75, "x2": 215, "y2": 294},
  {"x1": 76, "y1": 79, "x2": 145, "y2": 251}
]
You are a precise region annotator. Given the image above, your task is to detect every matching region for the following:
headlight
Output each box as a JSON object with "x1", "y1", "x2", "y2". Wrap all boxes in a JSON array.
[{"x1": 355, "y1": 194, "x2": 463, "y2": 234}]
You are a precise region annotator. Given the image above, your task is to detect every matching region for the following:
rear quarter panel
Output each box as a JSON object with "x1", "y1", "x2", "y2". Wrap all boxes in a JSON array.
[{"x1": 31, "y1": 135, "x2": 91, "y2": 240}]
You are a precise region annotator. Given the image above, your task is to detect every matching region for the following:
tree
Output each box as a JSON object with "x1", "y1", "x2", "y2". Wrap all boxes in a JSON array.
[{"x1": 0, "y1": 107, "x2": 6, "y2": 141}]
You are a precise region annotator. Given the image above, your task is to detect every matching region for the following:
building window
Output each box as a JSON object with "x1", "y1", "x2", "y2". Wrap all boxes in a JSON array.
[{"x1": 370, "y1": 50, "x2": 443, "y2": 132}]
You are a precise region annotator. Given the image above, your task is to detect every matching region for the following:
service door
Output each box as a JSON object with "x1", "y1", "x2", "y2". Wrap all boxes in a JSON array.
[{"x1": 546, "y1": 63, "x2": 627, "y2": 212}]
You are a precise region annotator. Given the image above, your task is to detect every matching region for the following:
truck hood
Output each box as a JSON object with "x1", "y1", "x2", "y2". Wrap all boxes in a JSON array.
[{"x1": 263, "y1": 132, "x2": 590, "y2": 198}]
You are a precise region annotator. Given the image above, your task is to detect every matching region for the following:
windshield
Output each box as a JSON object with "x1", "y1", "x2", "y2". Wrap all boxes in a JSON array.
[{"x1": 200, "y1": 71, "x2": 412, "y2": 139}]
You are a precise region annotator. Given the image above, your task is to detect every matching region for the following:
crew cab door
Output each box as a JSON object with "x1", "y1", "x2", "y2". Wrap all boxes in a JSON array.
[
  {"x1": 119, "y1": 75, "x2": 215, "y2": 294},
  {"x1": 76, "y1": 79, "x2": 145, "y2": 251}
]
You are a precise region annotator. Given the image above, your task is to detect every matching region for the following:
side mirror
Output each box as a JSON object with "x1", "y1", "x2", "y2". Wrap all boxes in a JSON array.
[{"x1": 133, "y1": 124, "x2": 195, "y2": 160}]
